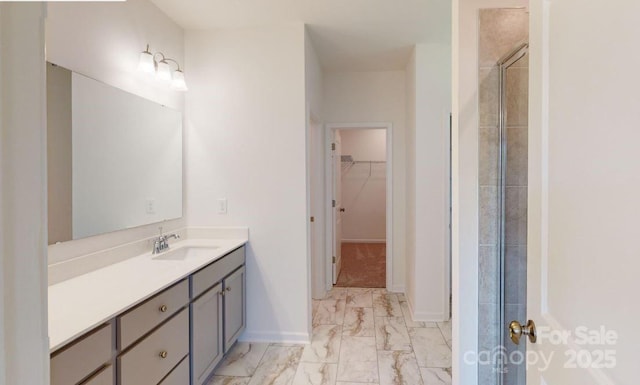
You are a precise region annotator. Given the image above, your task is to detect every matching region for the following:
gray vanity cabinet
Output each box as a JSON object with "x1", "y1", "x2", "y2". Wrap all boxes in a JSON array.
[
  {"x1": 50, "y1": 323, "x2": 114, "y2": 385},
  {"x1": 50, "y1": 245, "x2": 246, "y2": 385},
  {"x1": 223, "y1": 266, "x2": 246, "y2": 351},
  {"x1": 190, "y1": 246, "x2": 246, "y2": 385},
  {"x1": 190, "y1": 283, "x2": 224, "y2": 385}
]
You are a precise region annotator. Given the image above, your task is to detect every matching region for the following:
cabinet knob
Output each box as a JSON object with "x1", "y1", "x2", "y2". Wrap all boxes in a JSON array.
[
  {"x1": 159, "y1": 305, "x2": 168, "y2": 313},
  {"x1": 159, "y1": 351, "x2": 168, "y2": 359}
]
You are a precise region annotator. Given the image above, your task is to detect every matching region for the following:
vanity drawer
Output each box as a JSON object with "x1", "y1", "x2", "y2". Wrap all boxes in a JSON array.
[
  {"x1": 51, "y1": 323, "x2": 112, "y2": 385},
  {"x1": 82, "y1": 365, "x2": 113, "y2": 385},
  {"x1": 118, "y1": 279, "x2": 188, "y2": 349},
  {"x1": 159, "y1": 356, "x2": 190, "y2": 385},
  {"x1": 118, "y1": 309, "x2": 189, "y2": 385},
  {"x1": 191, "y1": 246, "x2": 245, "y2": 298}
]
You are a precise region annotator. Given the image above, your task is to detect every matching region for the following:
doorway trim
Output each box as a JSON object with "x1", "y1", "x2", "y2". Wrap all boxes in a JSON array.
[{"x1": 324, "y1": 122, "x2": 393, "y2": 291}]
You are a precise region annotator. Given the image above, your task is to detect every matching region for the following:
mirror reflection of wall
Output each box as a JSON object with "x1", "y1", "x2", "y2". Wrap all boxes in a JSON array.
[{"x1": 47, "y1": 62, "x2": 183, "y2": 245}]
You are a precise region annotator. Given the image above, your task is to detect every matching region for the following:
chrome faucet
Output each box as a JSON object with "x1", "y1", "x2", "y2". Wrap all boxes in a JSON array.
[{"x1": 152, "y1": 227, "x2": 180, "y2": 254}]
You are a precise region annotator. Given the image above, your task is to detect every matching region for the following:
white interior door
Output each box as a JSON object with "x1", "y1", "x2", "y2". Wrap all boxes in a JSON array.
[
  {"x1": 526, "y1": 1, "x2": 637, "y2": 383},
  {"x1": 332, "y1": 130, "x2": 343, "y2": 284}
]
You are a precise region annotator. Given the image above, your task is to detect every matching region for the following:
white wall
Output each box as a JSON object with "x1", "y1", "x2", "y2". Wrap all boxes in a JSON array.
[
  {"x1": 185, "y1": 24, "x2": 310, "y2": 342},
  {"x1": 340, "y1": 129, "x2": 387, "y2": 241},
  {"x1": 45, "y1": 0, "x2": 186, "y2": 264},
  {"x1": 452, "y1": 0, "x2": 527, "y2": 383},
  {"x1": 0, "y1": 4, "x2": 49, "y2": 384},
  {"x1": 340, "y1": 129, "x2": 386, "y2": 161},
  {"x1": 324, "y1": 71, "x2": 406, "y2": 291},
  {"x1": 408, "y1": 43, "x2": 451, "y2": 323},
  {"x1": 305, "y1": 29, "x2": 326, "y2": 300}
]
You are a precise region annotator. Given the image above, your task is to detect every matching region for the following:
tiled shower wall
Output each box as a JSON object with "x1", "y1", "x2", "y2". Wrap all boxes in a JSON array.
[{"x1": 478, "y1": 8, "x2": 529, "y2": 385}]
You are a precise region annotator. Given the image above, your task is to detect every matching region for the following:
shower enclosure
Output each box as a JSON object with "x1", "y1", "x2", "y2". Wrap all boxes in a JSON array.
[{"x1": 477, "y1": 8, "x2": 529, "y2": 385}]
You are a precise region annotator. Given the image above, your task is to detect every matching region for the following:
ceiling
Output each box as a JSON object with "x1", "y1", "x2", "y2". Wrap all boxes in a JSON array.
[{"x1": 149, "y1": 0, "x2": 451, "y2": 71}]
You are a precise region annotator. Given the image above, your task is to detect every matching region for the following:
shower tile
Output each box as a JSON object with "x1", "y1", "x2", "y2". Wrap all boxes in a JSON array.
[
  {"x1": 478, "y1": 303, "x2": 499, "y2": 338},
  {"x1": 479, "y1": 246, "x2": 498, "y2": 304},
  {"x1": 479, "y1": 9, "x2": 530, "y2": 67},
  {"x1": 506, "y1": 67, "x2": 529, "y2": 127},
  {"x1": 479, "y1": 126, "x2": 499, "y2": 185},
  {"x1": 479, "y1": 186, "x2": 499, "y2": 245},
  {"x1": 506, "y1": 126, "x2": 529, "y2": 187},
  {"x1": 505, "y1": 304, "x2": 526, "y2": 327},
  {"x1": 503, "y1": 335, "x2": 526, "y2": 385},
  {"x1": 478, "y1": 364, "x2": 498, "y2": 385},
  {"x1": 505, "y1": 245, "x2": 527, "y2": 305},
  {"x1": 479, "y1": 67, "x2": 500, "y2": 128},
  {"x1": 504, "y1": 187, "x2": 528, "y2": 245}
]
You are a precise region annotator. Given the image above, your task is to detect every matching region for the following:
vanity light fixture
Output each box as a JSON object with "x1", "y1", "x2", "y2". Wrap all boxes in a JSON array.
[{"x1": 137, "y1": 44, "x2": 188, "y2": 91}]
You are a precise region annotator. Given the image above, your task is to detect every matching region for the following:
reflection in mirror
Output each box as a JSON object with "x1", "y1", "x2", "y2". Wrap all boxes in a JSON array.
[{"x1": 47, "y1": 62, "x2": 183, "y2": 245}]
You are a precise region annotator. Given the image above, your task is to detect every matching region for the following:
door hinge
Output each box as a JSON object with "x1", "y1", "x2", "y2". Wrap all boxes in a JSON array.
[
  {"x1": 332, "y1": 256, "x2": 336, "y2": 263},
  {"x1": 331, "y1": 142, "x2": 336, "y2": 151},
  {"x1": 310, "y1": 216, "x2": 315, "y2": 223},
  {"x1": 332, "y1": 200, "x2": 336, "y2": 208}
]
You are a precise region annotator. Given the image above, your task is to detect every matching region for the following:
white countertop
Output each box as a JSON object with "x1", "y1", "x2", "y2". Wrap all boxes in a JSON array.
[{"x1": 48, "y1": 238, "x2": 248, "y2": 352}]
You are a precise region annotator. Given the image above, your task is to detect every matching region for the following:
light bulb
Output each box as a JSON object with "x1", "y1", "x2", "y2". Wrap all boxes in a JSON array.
[
  {"x1": 171, "y1": 70, "x2": 188, "y2": 91},
  {"x1": 156, "y1": 60, "x2": 172, "y2": 83}
]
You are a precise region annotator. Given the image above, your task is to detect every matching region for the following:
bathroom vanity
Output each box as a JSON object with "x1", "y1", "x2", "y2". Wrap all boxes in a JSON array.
[{"x1": 49, "y1": 240, "x2": 247, "y2": 385}]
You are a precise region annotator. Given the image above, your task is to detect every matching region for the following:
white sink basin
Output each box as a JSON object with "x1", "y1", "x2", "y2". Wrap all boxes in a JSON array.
[{"x1": 152, "y1": 246, "x2": 219, "y2": 261}]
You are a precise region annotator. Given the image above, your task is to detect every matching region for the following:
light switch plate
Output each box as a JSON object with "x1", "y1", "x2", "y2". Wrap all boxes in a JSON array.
[{"x1": 218, "y1": 198, "x2": 228, "y2": 214}]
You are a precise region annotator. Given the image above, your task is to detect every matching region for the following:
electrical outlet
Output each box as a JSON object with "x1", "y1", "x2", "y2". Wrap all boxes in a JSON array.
[
  {"x1": 218, "y1": 198, "x2": 227, "y2": 214},
  {"x1": 146, "y1": 198, "x2": 156, "y2": 214}
]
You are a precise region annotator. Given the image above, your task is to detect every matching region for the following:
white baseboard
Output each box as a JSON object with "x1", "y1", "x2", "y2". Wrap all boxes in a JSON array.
[
  {"x1": 341, "y1": 239, "x2": 386, "y2": 244},
  {"x1": 389, "y1": 284, "x2": 405, "y2": 293},
  {"x1": 239, "y1": 330, "x2": 310, "y2": 344},
  {"x1": 406, "y1": 296, "x2": 448, "y2": 323},
  {"x1": 413, "y1": 311, "x2": 447, "y2": 322}
]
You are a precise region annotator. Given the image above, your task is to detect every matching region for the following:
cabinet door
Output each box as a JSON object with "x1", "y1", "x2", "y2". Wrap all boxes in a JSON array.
[
  {"x1": 223, "y1": 266, "x2": 246, "y2": 352},
  {"x1": 191, "y1": 283, "x2": 223, "y2": 385}
]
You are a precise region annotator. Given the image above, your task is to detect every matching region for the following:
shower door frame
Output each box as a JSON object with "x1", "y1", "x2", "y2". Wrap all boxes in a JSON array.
[{"x1": 497, "y1": 42, "x2": 529, "y2": 385}]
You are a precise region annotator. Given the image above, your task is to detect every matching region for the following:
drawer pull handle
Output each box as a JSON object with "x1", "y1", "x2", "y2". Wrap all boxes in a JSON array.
[
  {"x1": 159, "y1": 351, "x2": 168, "y2": 359},
  {"x1": 159, "y1": 305, "x2": 168, "y2": 313}
]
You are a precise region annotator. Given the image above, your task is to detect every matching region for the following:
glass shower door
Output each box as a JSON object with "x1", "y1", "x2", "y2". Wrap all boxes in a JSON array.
[{"x1": 498, "y1": 45, "x2": 529, "y2": 385}]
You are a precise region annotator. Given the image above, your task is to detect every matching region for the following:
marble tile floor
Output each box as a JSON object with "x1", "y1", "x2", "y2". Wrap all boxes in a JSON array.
[{"x1": 208, "y1": 287, "x2": 452, "y2": 385}]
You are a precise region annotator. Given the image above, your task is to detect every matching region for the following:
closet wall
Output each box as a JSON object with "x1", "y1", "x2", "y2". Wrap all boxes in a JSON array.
[{"x1": 340, "y1": 129, "x2": 387, "y2": 242}]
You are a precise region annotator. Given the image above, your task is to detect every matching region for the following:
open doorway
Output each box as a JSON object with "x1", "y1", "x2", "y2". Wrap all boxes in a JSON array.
[{"x1": 325, "y1": 123, "x2": 393, "y2": 290}]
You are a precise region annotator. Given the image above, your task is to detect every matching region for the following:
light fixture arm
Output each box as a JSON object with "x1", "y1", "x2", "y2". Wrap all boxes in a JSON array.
[{"x1": 161, "y1": 58, "x2": 182, "y2": 72}]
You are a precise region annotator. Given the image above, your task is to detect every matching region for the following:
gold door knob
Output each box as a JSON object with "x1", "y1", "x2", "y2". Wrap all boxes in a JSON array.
[
  {"x1": 159, "y1": 351, "x2": 168, "y2": 359},
  {"x1": 159, "y1": 305, "x2": 168, "y2": 313},
  {"x1": 509, "y1": 319, "x2": 537, "y2": 345}
]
